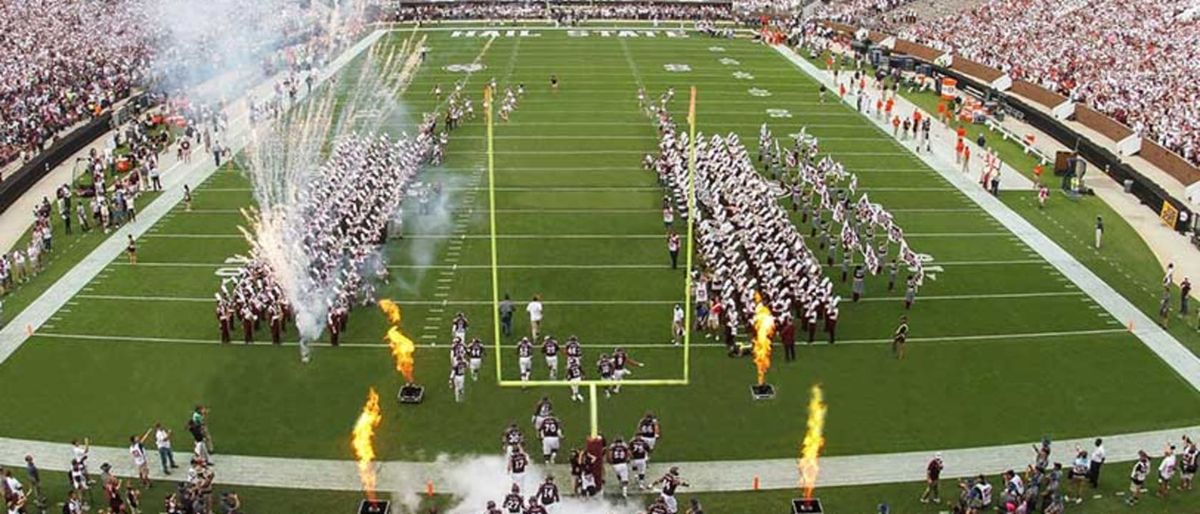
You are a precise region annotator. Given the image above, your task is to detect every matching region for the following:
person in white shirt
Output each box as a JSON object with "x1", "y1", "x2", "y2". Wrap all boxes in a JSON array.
[
  {"x1": 671, "y1": 304, "x2": 685, "y2": 346},
  {"x1": 1088, "y1": 438, "x2": 1106, "y2": 489},
  {"x1": 1158, "y1": 445, "x2": 1178, "y2": 498},
  {"x1": 129, "y1": 428, "x2": 152, "y2": 489},
  {"x1": 70, "y1": 439, "x2": 89, "y2": 472},
  {"x1": 154, "y1": 422, "x2": 178, "y2": 475},
  {"x1": 526, "y1": 296, "x2": 544, "y2": 339}
]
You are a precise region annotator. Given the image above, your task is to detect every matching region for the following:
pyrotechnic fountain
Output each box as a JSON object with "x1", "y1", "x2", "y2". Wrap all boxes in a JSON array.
[
  {"x1": 793, "y1": 384, "x2": 828, "y2": 513},
  {"x1": 750, "y1": 293, "x2": 777, "y2": 400},
  {"x1": 379, "y1": 299, "x2": 422, "y2": 403},
  {"x1": 226, "y1": 28, "x2": 438, "y2": 363}
]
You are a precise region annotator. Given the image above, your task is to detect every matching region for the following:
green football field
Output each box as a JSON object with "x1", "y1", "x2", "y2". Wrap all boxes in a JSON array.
[{"x1": 1, "y1": 26, "x2": 1199, "y2": 495}]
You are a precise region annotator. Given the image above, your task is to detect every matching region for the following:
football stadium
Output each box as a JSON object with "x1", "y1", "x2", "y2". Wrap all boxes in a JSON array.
[{"x1": 0, "y1": 0, "x2": 1199, "y2": 513}]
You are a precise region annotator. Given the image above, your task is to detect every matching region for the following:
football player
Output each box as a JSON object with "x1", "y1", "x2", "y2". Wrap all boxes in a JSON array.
[
  {"x1": 652, "y1": 467, "x2": 689, "y2": 514},
  {"x1": 539, "y1": 415, "x2": 563, "y2": 464},
  {"x1": 637, "y1": 412, "x2": 661, "y2": 452},
  {"x1": 597, "y1": 353, "x2": 616, "y2": 398},
  {"x1": 542, "y1": 336, "x2": 560, "y2": 379},
  {"x1": 532, "y1": 396, "x2": 553, "y2": 432},
  {"x1": 517, "y1": 337, "x2": 534, "y2": 382},
  {"x1": 564, "y1": 336, "x2": 583, "y2": 367},
  {"x1": 502, "y1": 423, "x2": 524, "y2": 457},
  {"x1": 448, "y1": 357, "x2": 467, "y2": 402},
  {"x1": 608, "y1": 437, "x2": 632, "y2": 497},
  {"x1": 630, "y1": 434, "x2": 651, "y2": 490},
  {"x1": 536, "y1": 476, "x2": 560, "y2": 510},
  {"x1": 451, "y1": 312, "x2": 468, "y2": 342},
  {"x1": 508, "y1": 448, "x2": 530, "y2": 492},
  {"x1": 467, "y1": 338, "x2": 485, "y2": 381},
  {"x1": 611, "y1": 347, "x2": 644, "y2": 394},
  {"x1": 566, "y1": 360, "x2": 585, "y2": 402},
  {"x1": 503, "y1": 484, "x2": 523, "y2": 514}
]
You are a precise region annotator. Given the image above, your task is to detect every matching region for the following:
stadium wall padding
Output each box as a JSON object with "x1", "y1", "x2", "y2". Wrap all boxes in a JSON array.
[
  {"x1": 1073, "y1": 104, "x2": 1135, "y2": 143},
  {"x1": 1140, "y1": 138, "x2": 1200, "y2": 187},
  {"x1": 1010, "y1": 80, "x2": 1068, "y2": 109},
  {"x1": 0, "y1": 114, "x2": 112, "y2": 216}
]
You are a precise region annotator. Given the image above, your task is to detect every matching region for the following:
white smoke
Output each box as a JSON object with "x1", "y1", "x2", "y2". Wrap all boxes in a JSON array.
[
  {"x1": 145, "y1": 0, "x2": 353, "y2": 101},
  {"x1": 231, "y1": 27, "x2": 430, "y2": 343},
  {"x1": 391, "y1": 172, "x2": 472, "y2": 295},
  {"x1": 390, "y1": 455, "x2": 643, "y2": 514}
]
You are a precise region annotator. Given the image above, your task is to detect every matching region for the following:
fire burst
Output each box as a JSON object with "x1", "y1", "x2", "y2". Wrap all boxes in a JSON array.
[
  {"x1": 378, "y1": 299, "x2": 416, "y2": 383},
  {"x1": 351, "y1": 387, "x2": 383, "y2": 500},
  {"x1": 799, "y1": 384, "x2": 828, "y2": 499},
  {"x1": 751, "y1": 293, "x2": 776, "y2": 385}
]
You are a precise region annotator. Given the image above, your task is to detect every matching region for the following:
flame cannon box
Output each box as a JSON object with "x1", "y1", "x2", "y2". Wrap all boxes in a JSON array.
[
  {"x1": 791, "y1": 498, "x2": 823, "y2": 513},
  {"x1": 398, "y1": 384, "x2": 425, "y2": 404},
  {"x1": 751, "y1": 383, "x2": 776, "y2": 400},
  {"x1": 358, "y1": 499, "x2": 391, "y2": 514}
]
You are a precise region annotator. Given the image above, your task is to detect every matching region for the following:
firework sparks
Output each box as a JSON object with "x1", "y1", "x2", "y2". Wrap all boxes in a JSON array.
[
  {"x1": 751, "y1": 293, "x2": 776, "y2": 385},
  {"x1": 799, "y1": 384, "x2": 828, "y2": 499},
  {"x1": 378, "y1": 299, "x2": 416, "y2": 383},
  {"x1": 351, "y1": 387, "x2": 383, "y2": 500}
]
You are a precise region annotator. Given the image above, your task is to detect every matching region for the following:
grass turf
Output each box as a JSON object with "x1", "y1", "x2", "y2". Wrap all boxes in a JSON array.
[{"x1": 0, "y1": 29, "x2": 1196, "y2": 471}]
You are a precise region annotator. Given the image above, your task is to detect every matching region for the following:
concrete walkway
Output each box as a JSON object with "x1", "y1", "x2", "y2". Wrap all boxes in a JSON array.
[
  {"x1": 0, "y1": 142, "x2": 94, "y2": 254},
  {"x1": 0, "y1": 424, "x2": 1192, "y2": 494}
]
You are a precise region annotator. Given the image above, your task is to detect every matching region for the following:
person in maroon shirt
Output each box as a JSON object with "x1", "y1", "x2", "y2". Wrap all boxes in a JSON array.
[
  {"x1": 779, "y1": 313, "x2": 796, "y2": 362},
  {"x1": 920, "y1": 453, "x2": 944, "y2": 504}
]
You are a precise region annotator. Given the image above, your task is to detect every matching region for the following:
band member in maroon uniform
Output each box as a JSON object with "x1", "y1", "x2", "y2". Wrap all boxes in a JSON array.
[
  {"x1": 825, "y1": 300, "x2": 839, "y2": 345},
  {"x1": 779, "y1": 313, "x2": 796, "y2": 361},
  {"x1": 217, "y1": 304, "x2": 231, "y2": 344},
  {"x1": 269, "y1": 305, "x2": 283, "y2": 344},
  {"x1": 240, "y1": 306, "x2": 255, "y2": 344},
  {"x1": 327, "y1": 309, "x2": 340, "y2": 346}
]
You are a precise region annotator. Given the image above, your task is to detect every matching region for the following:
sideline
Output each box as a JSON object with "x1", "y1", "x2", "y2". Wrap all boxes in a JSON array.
[{"x1": 0, "y1": 423, "x2": 1192, "y2": 494}]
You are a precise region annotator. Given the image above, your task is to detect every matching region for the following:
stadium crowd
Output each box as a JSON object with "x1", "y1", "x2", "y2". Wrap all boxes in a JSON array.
[
  {"x1": 0, "y1": 0, "x2": 363, "y2": 172},
  {"x1": 0, "y1": 0, "x2": 148, "y2": 168},
  {"x1": 817, "y1": 0, "x2": 1200, "y2": 166}
]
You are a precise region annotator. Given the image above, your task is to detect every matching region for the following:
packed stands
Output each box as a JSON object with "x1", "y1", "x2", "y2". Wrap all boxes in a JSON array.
[{"x1": 817, "y1": 0, "x2": 1200, "y2": 167}]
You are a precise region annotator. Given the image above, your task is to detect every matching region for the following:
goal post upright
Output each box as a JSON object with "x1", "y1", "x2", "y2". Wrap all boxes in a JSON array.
[
  {"x1": 485, "y1": 84, "x2": 504, "y2": 386},
  {"x1": 683, "y1": 85, "x2": 698, "y2": 386}
]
